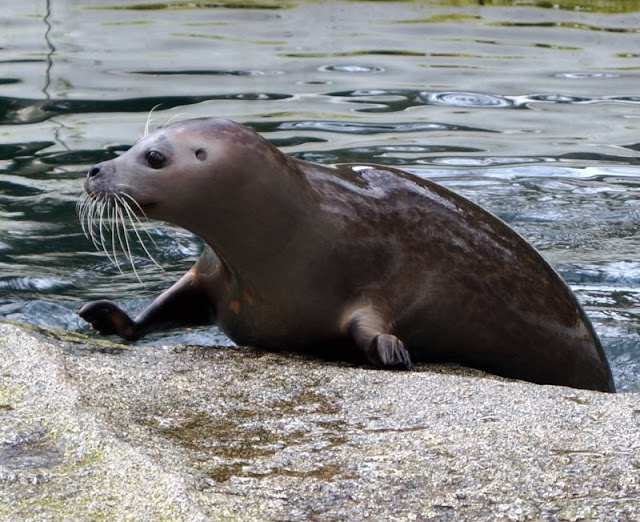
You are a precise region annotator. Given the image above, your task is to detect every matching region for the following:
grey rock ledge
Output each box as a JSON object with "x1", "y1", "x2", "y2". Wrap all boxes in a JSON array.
[{"x1": 1, "y1": 321, "x2": 638, "y2": 521}]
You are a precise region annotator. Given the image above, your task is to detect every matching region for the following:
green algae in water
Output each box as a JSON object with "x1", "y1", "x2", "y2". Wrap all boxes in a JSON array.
[
  {"x1": 89, "y1": 1, "x2": 296, "y2": 10},
  {"x1": 489, "y1": 20, "x2": 640, "y2": 32},
  {"x1": 430, "y1": 0, "x2": 640, "y2": 14}
]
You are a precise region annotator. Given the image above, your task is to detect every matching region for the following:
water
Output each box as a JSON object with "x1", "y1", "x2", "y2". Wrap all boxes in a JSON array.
[{"x1": 0, "y1": 0, "x2": 638, "y2": 391}]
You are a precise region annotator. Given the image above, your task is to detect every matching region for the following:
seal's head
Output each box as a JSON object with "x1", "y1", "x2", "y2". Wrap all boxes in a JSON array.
[
  {"x1": 84, "y1": 118, "x2": 284, "y2": 225},
  {"x1": 79, "y1": 117, "x2": 306, "y2": 271}
]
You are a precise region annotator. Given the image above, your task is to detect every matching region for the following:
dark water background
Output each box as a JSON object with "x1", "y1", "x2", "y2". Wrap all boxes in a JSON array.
[{"x1": 0, "y1": 0, "x2": 638, "y2": 391}]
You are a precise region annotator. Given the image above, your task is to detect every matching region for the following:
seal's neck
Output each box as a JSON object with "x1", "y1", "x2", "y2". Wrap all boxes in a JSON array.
[{"x1": 178, "y1": 158, "x2": 321, "y2": 287}]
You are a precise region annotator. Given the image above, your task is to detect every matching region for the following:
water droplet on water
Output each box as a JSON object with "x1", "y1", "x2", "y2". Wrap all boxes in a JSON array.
[
  {"x1": 419, "y1": 91, "x2": 514, "y2": 108},
  {"x1": 557, "y1": 72, "x2": 619, "y2": 79},
  {"x1": 319, "y1": 64, "x2": 384, "y2": 73}
]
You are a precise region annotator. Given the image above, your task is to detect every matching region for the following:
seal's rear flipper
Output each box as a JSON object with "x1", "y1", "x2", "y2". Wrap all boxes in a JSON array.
[
  {"x1": 343, "y1": 305, "x2": 415, "y2": 371},
  {"x1": 368, "y1": 333, "x2": 415, "y2": 371}
]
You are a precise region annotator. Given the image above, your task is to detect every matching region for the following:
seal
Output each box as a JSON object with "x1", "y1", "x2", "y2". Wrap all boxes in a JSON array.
[{"x1": 78, "y1": 117, "x2": 615, "y2": 392}]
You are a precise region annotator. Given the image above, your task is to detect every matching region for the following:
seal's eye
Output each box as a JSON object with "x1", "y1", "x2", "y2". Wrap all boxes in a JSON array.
[{"x1": 145, "y1": 150, "x2": 167, "y2": 169}]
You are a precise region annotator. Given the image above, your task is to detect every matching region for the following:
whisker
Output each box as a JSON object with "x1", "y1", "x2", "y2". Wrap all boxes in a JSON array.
[
  {"x1": 110, "y1": 200, "x2": 124, "y2": 274},
  {"x1": 86, "y1": 198, "x2": 102, "y2": 251},
  {"x1": 145, "y1": 103, "x2": 163, "y2": 136},
  {"x1": 162, "y1": 112, "x2": 189, "y2": 129},
  {"x1": 82, "y1": 195, "x2": 93, "y2": 236},
  {"x1": 77, "y1": 194, "x2": 90, "y2": 239},
  {"x1": 117, "y1": 195, "x2": 164, "y2": 271},
  {"x1": 119, "y1": 192, "x2": 161, "y2": 250},
  {"x1": 77, "y1": 181, "x2": 164, "y2": 281},
  {"x1": 100, "y1": 197, "x2": 124, "y2": 274},
  {"x1": 118, "y1": 190, "x2": 148, "y2": 218},
  {"x1": 97, "y1": 198, "x2": 117, "y2": 265},
  {"x1": 114, "y1": 204, "x2": 128, "y2": 273},
  {"x1": 80, "y1": 198, "x2": 93, "y2": 242},
  {"x1": 116, "y1": 202, "x2": 142, "y2": 282}
]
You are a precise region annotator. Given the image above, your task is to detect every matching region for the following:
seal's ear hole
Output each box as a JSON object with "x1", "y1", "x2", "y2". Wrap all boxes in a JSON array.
[{"x1": 195, "y1": 149, "x2": 207, "y2": 161}]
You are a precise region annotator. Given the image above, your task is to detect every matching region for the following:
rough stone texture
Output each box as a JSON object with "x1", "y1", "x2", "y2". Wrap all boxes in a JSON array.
[{"x1": 1, "y1": 321, "x2": 638, "y2": 521}]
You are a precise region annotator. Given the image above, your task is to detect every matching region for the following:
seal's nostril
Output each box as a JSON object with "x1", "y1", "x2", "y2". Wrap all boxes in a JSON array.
[{"x1": 88, "y1": 166, "x2": 100, "y2": 178}]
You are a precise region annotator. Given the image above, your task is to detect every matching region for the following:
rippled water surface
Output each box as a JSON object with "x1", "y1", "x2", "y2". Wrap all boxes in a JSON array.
[{"x1": 1, "y1": 0, "x2": 638, "y2": 390}]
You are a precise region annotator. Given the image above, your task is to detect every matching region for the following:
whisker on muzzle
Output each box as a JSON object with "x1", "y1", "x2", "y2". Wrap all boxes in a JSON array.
[
  {"x1": 77, "y1": 189, "x2": 163, "y2": 281},
  {"x1": 117, "y1": 194, "x2": 164, "y2": 271}
]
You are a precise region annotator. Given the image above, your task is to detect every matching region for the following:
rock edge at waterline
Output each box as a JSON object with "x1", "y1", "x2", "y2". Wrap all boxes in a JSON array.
[{"x1": 1, "y1": 321, "x2": 638, "y2": 520}]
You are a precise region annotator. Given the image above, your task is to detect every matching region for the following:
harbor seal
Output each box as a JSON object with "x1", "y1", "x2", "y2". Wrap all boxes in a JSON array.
[{"x1": 78, "y1": 117, "x2": 615, "y2": 392}]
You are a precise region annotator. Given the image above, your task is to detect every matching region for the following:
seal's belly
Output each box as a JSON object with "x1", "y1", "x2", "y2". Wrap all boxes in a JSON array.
[{"x1": 215, "y1": 293, "x2": 345, "y2": 349}]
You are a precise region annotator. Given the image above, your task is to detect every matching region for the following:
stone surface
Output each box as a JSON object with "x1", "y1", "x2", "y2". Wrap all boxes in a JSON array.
[{"x1": 1, "y1": 321, "x2": 638, "y2": 521}]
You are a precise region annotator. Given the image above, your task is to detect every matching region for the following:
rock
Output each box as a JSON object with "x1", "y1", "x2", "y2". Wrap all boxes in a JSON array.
[{"x1": 1, "y1": 321, "x2": 638, "y2": 521}]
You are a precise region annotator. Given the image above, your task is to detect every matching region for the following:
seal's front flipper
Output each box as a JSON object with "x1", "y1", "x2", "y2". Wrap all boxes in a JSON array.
[
  {"x1": 79, "y1": 267, "x2": 216, "y2": 341},
  {"x1": 343, "y1": 305, "x2": 415, "y2": 371},
  {"x1": 79, "y1": 300, "x2": 138, "y2": 340}
]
